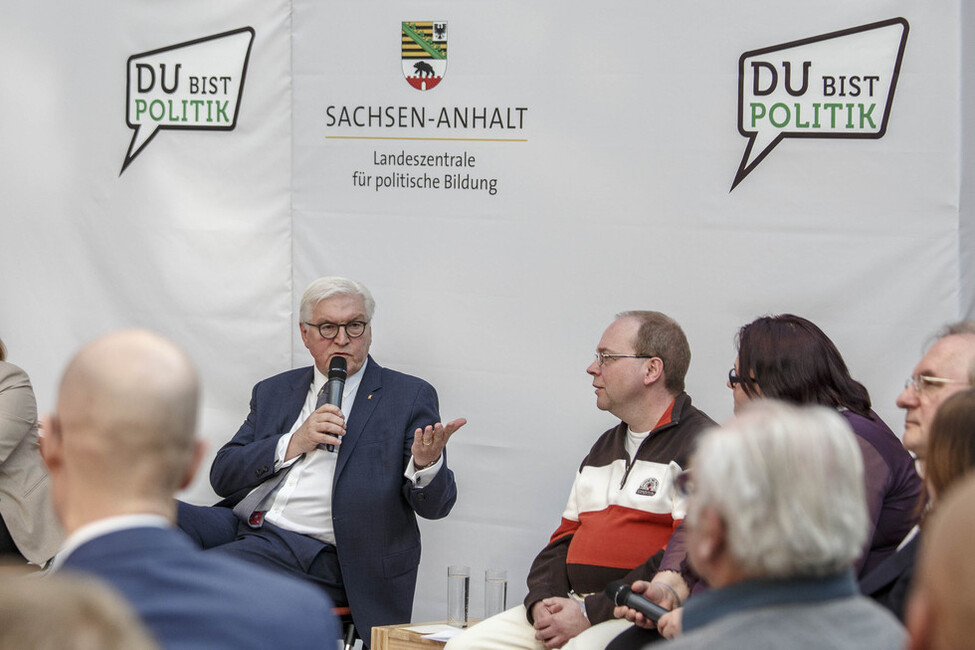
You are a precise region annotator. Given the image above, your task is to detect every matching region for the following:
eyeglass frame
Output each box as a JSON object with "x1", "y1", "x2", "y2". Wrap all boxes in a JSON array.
[
  {"x1": 728, "y1": 368, "x2": 745, "y2": 387},
  {"x1": 904, "y1": 374, "x2": 968, "y2": 396},
  {"x1": 594, "y1": 352, "x2": 656, "y2": 366},
  {"x1": 303, "y1": 320, "x2": 369, "y2": 340},
  {"x1": 675, "y1": 470, "x2": 694, "y2": 498}
]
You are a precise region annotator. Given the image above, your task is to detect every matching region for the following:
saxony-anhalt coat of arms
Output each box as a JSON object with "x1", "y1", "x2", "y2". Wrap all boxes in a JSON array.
[{"x1": 402, "y1": 21, "x2": 447, "y2": 91}]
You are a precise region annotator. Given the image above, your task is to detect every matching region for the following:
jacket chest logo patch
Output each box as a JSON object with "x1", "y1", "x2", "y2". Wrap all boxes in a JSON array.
[{"x1": 636, "y1": 477, "x2": 660, "y2": 496}]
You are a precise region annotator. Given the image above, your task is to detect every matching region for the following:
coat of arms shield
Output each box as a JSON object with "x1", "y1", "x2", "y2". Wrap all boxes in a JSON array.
[{"x1": 402, "y1": 21, "x2": 447, "y2": 91}]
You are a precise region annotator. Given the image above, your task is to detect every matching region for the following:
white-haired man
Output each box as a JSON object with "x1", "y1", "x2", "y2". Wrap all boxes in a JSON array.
[
  {"x1": 657, "y1": 401, "x2": 904, "y2": 649},
  {"x1": 178, "y1": 276, "x2": 465, "y2": 643},
  {"x1": 857, "y1": 322, "x2": 975, "y2": 622},
  {"x1": 896, "y1": 321, "x2": 975, "y2": 471}
]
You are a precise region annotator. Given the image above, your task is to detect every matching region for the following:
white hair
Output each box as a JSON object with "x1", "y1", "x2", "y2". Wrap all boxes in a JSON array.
[
  {"x1": 689, "y1": 400, "x2": 867, "y2": 579},
  {"x1": 299, "y1": 276, "x2": 376, "y2": 323},
  {"x1": 935, "y1": 321, "x2": 975, "y2": 385}
]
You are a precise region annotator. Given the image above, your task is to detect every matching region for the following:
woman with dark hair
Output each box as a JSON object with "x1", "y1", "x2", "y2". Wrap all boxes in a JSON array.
[
  {"x1": 731, "y1": 315, "x2": 871, "y2": 416},
  {"x1": 729, "y1": 314, "x2": 921, "y2": 579},
  {"x1": 861, "y1": 387, "x2": 975, "y2": 621},
  {"x1": 605, "y1": 316, "x2": 923, "y2": 647}
]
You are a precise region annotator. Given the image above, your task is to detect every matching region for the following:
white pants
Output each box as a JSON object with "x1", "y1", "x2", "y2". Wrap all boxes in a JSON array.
[{"x1": 444, "y1": 605, "x2": 634, "y2": 650}]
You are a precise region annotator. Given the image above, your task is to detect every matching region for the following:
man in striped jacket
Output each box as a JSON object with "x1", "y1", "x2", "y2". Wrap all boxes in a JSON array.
[{"x1": 446, "y1": 311, "x2": 715, "y2": 650}]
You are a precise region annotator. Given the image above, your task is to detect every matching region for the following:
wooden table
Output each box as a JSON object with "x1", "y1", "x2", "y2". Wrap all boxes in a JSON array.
[{"x1": 371, "y1": 621, "x2": 470, "y2": 650}]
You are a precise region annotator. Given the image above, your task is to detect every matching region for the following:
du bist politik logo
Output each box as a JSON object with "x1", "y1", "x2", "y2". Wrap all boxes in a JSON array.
[
  {"x1": 120, "y1": 27, "x2": 254, "y2": 175},
  {"x1": 731, "y1": 18, "x2": 908, "y2": 190}
]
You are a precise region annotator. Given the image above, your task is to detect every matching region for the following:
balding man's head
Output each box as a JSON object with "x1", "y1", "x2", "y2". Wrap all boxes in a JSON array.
[
  {"x1": 42, "y1": 330, "x2": 202, "y2": 528},
  {"x1": 907, "y1": 474, "x2": 975, "y2": 650}
]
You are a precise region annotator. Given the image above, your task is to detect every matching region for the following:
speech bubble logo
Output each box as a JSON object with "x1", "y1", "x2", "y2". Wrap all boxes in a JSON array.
[
  {"x1": 121, "y1": 27, "x2": 255, "y2": 175},
  {"x1": 731, "y1": 18, "x2": 908, "y2": 191}
]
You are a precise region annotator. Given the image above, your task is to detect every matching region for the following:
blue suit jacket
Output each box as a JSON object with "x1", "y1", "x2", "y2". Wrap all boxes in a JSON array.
[
  {"x1": 61, "y1": 526, "x2": 338, "y2": 649},
  {"x1": 210, "y1": 356, "x2": 457, "y2": 639}
]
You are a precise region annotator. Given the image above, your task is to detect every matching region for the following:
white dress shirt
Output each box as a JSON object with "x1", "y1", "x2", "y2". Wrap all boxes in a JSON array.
[{"x1": 262, "y1": 359, "x2": 442, "y2": 545}]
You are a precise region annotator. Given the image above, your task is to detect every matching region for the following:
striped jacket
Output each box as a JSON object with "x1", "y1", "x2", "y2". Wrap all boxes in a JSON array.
[{"x1": 524, "y1": 392, "x2": 714, "y2": 624}]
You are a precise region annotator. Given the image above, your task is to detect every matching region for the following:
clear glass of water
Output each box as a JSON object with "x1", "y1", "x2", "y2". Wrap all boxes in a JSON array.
[
  {"x1": 447, "y1": 565, "x2": 470, "y2": 627},
  {"x1": 484, "y1": 569, "x2": 507, "y2": 619}
]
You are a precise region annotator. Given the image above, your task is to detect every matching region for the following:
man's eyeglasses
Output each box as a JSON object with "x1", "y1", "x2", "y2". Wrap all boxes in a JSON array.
[
  {"x1": 675, "y1": 470, "x2": 694, "y2": 498},
  {"x1": 728, "y1": 368, "x2": 743, "y2": 387},
  {"x1": 594, "y1": 352, "x2": 655, "y2": 366},
  {"x1": 304, "y1": 321, "x2": 369, "y2": 340},
  {"x1": 904, "y1": 374, "x2": 968, "y2": 396}
]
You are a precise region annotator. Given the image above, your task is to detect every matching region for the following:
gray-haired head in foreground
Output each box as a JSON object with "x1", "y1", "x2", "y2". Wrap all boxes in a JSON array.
[
  {"x1": 689, "y1": 400, "x2": 867, "y2": 579},
  {"x1": 300, "y1": 276, "x2": 376, "y2": 323}
]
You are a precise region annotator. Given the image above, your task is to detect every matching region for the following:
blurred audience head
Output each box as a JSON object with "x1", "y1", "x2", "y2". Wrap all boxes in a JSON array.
[
  {"x1": 40, "y1": 329, "x2": 202, "y2": 532},
  {"x1": 923, "y1": 387, "x2": 975, "y2": 501},
  {"x1": 906, "y1": 473, "x2": 975, "y2": 650},
  {"x1": 686, "y1": 400, "x2": 867, "y2": 585},
  {"x1": 0, "y1": 571, "x2": 159, "y2": 649}
]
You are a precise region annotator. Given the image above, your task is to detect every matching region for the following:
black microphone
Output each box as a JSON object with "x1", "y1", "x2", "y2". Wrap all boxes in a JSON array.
[
  {"x1": 604, "y1": 580, "x2": 669, "y2": 623},
  {"x1": 323, "y1": 356, "x2": 347, "y2": 452}
]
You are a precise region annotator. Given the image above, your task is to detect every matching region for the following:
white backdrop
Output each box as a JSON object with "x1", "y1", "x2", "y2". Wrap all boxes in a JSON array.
[
  {"x1": 2, "y1": 0, "x2": 973, "y2": 626},
  {"x1": 292, "y1": 0, "x2": 968, "y2": 621},
  {"x1": 1, "y1": 0, "x2": 293, "y2": 498}
]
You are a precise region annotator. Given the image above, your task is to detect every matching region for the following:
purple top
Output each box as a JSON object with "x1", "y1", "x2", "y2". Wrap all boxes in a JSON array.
[{"x1": 843, "y1": 409, "x2": 922, "y2": 577}]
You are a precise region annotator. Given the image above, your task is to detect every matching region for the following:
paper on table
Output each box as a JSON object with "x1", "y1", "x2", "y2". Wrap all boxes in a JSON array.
[
  {"x1": 402, "y1": 625, "x2": 451, "y2": 634},
  {"x1": 415, "y1": 625, "x2": 465, "y2": 642},
  {"x1": 401, "y1": 623, "x2": 459, "y2": 635}
]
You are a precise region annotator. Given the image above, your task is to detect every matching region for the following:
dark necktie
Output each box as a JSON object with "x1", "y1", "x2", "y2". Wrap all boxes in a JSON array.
[{"x1": 231, "y1": 384, "x2": 328, "y2": 527}]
